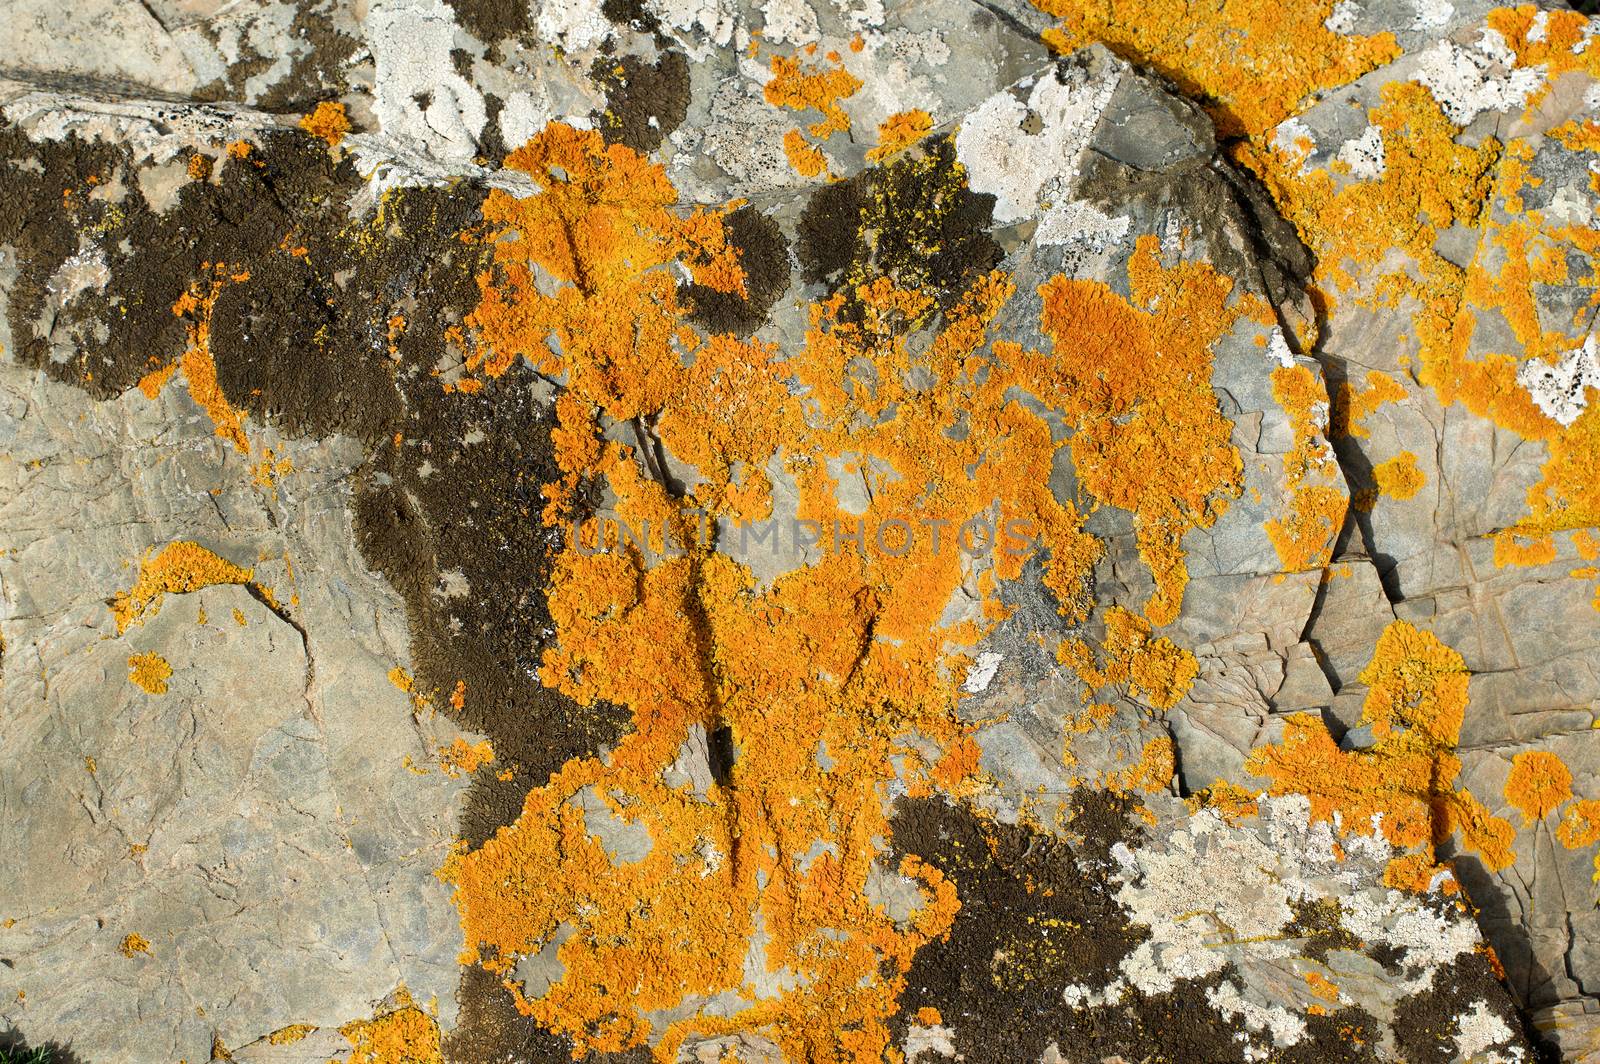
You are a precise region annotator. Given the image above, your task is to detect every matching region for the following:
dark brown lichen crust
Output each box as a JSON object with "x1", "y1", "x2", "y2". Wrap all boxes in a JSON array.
[{"x1": 0, "y1": 122, "x2": 643, "y2": 1060}]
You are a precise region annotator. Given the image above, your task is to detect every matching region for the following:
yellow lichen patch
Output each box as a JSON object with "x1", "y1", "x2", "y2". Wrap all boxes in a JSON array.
[
  {"x1": 1332, "y1": 370, "x2": 1407, "y2": 439},
  {"x1": 266, "y1": 1024, "x2": 315, "y2": 1045},
  {"x1": 127, "y1": 651, "x2": 172, "y2": 695},
  {"x1": 1504, "y1": 750, "x2": 1573, "y2": 826},
  {"x1": 339, "y1": 992, "x2": 442, "y2": 1064},
  {"x1": 250, "y1": 448, "x2": 294, "y2": 488},
  {"x1": 1247, "y1": 621, "x2": 1516, "y2": 882},
  {"x1": 1031, "y1": 0, "x2": 1399, "y2": 138},
  {"x1": 1059, "y1": 607, "x2": 1197, "y2": 711},
  {"x1": 1304, "y1": 971, "x2": 1341, "y2": 1003},
  {"x1": 118, "y1": 933, "x2": 150, "y2": 958},
  {"x1": 448, "y1": 125, "x2": 1119, "y2": 1059},
  {"x1": 764, "y1": 53, "x2": 861, "y2": 139},
  {"x1": 463, "y1": 122, "x2": 742, "y2": 408},
  {"x1": 1493, "y1": 529, "x2": 1558, "y2": 569},
  {"x1": 299, "y1": 100, "x2": 351, "y2": 147},
  {"x1": 140, "y1": 268, "x2": 253, "y2": 453},
  {"x1": 1265, "y1": 363, "x2": 1348, "y2": 572},
  {"x1": 437, "y1": 738, "x2": 495, "y2": 778},
  {"x1": 1373, "y1": 451, "x2": 1425, "y2": 501},
  {"x1": 1022, "y1": 235, "x2": 1259, "y2": 624},
  {"x1": 1236, "y1": 49, "x2": 1600, "y2": 550},
  {"x1": 783, "y1": 129, "x2": 827, "y2": 177},
  {"x1": 1556, "y1": 799, "x2": 1600, "y2": 849},
  {"x1": 1103, "y1": 735, "x2": 1176, "y2": 794},
  {"x1": 1358, "y1": 618, "x2": 1469, "y2": 747},
  {"x1": 112, "y1": 541, "x2": 255, "y2": 634},
  {"x1": 866, "y1": 110, "x2": 933, "y2": 163},
  {"x1": 448, "y1": 117, "x2": 1269, "y2": 1057},
  {"x1": 388, "y1": 667, "x2": 414, "y2": 693},
  {"x1": 1190, "y1": 778, "x2": 1260, "y2": 822},
  {"x1": 137, "y1": 360, "x2": 177, "y2": 399}
]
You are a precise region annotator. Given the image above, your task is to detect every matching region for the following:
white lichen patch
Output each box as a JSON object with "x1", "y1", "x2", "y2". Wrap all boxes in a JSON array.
[
  {"x1": 366, "y1": 0, "x2": 486, "y2": 162},
  {"x1": 1334, "y1": 124, "x2": 1386, "y2": 180},
  {"x1": 1036, "y1": 200, "x2": 1132, "y2": 250},
  {"x1": 954, "y1": 62, "x2": 1118, "y2": 226},
  {"x1": 1517, "y1": 332, "x2": 1600, "y2": 427},
  {"x1": 1107, "y1": 807, "x2": 1298, "y2": 997},
  {"x1": 1410, "y1": 0, "x2": 1454, "y2": 32},
  {"x1": 537, "y1": 0, "x2": 615, "y2": 52},
  {"x1": 962, "y1": 651, "x2": 1003, "y2": 693},
  {"x1": 1266, "y1": 328, "x2": 1298, "y2": 370},
  {"x1": 1324, "y1": 0, "x2": 1361, "y2": 35},
  {"x1": 644, "y1": 0, "x2": 738, "y2": 52},
  {"x1": 1206, "y1": 979, "x2": 1308, "y2": 1050},
  {"x1": 1411, "y1": 27, "x2": 1547, "y2": 125},
  {"x1": 904, "y1": 1022, "x2": 957, "y2": 1061},
  {"x1": 1453, "y1": 999, "x2": 1526, "y2": 1063},
  {"x1": 760, "y1": 0, "x2": 821, "y2": 45},
  {"x1": 1060, "y1": 797, "x2": 1496, "y2": 1047},
  {"x1": 0, "y1": 91, "x2": 280, "y2": 166}
]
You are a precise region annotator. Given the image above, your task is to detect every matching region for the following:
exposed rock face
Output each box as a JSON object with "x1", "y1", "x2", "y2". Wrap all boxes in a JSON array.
[{"x1": 0, "y1": 0, "x2": 1596, "y2": 1062}]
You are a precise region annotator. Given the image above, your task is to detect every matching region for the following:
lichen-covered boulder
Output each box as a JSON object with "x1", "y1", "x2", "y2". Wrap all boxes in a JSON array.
[{"x1": 1, "y1": 0, "x2": 1596, "y2": 1060}]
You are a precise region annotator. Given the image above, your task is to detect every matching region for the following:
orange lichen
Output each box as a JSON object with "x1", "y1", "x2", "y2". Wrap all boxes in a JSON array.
[
  {"x1": 1192, "y1": 778, "x2": 1260, "y2": 822},
  {"x1": 764, "y1": 53, "x2": 861, "y2": 138},
  {"x1": 340, "y1": 991, "x2": 442, "y2": 1064},
  {"x1": 112, "y1": 541, "x2": 255, "y2": 634},
  {"x1": 1030, "y1": 0, "x2": 1399, "y2": 138},
  {"x1": 266, "y1": 1024, "x2": 315, "y2": 1045},
  {"x1": 447, "y1": 123, "x2": 1126, "y2": 1059},
  {"x1": 137, "y1": 361, "x2": 177, "y2": 399},
  {"x1": 1059, "y1": 607, "x2": 1197, "y2": 710},
  {"x1": 1265, "y1": 363, "x2": 1347, "y2": 573},
  {"x1": 437, "y1": 738, "x2": 495, "y2": 778},
  {"x1": 1104, "y1": 735, "x2": 1176, "y2": 794},
  {"x1": 446, "y1": 116, "x2": 1269, "y2": 1057},
  {"x1": 463, "y1": 122, "x2": 742, "y2": 407},
  {"x1": 1025, "y1": 235, "x2": 1259, "y2": 624},
  {"x1": 1556, "y1": 799, "x2": 1600, "y2": 849},
  {"x1": 782, "y1": 129, "x2": 827, "y2": 177},
  {"x1": 1504, "y1": 750, "x2": 1573, "y2": 826},
  {"x1": 250, "y1": 448, "x2": 294, "y2": 488},
  {"x1": 1304, "y1": 971, "x2": 1341, "y2": 1003},
  {"x1": 299, "y1": 100, "x2": 350, "y2": 147},
  {"x1": 1493, "y1": 529, "x2": 1558, "y2": 569},
  {"x1": 1232, "y1": 35, "x2": 1600, "y2": 550},
  {"x1": 1248, "y1": 621, "x2": 1515, "y2": 883},
  {"x1": 1373, "y1": 451, "x2": 1424, "y2": 501},
  {"x1": 866, "y1": 110, "x2": 933, "y2": 163},
  {"x1": 118, "y1": 933, "x2": 150, "y2": 957},
  {"x1": 127, "y1": 651, "x2": 172, "y2": 695},
  {"x1": 140, "y1": 268, "x2": 253, "y2": 453},
  {"x1": 1331, "y1": 370, "x2": 1406, "y2": 439}
]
